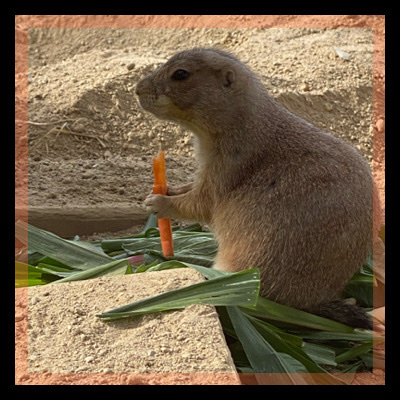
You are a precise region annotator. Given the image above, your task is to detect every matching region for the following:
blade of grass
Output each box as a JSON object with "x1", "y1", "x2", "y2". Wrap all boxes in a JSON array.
[
  {"x1": 121, "y1": 231, "x2": 217, "y2": 257},
  {"x1": 334, "y1": 342, "x2": 373, "y2": 364},
  {"x1": 242, "y1": 296, "x2": 355, "y2": 333},
  {"x1": 246, "y1": 314, "x2": 348, "y2": 384},
  {"x1": 226, "y1": 305, "x2": 311, "y2": 384},
  {"x1": 97, "y1": 268, "x2": 260, "y2": 320},
  {"x1": 301, "y1": 342, "x2": 337, "y2": 367},
  {"x1": 34, "y1": 263, "x2": 77, "y2": 278},
  {"x1": 226, "y1": 306, "x2": 347, "y2": 385},
  {"x1": 50, "y1": 259, "x2": 131, "y2": 284},
  {"x1": 15, "y1": 261, "x2": 46, "y2": 287},
  {"x1": 15, "y1": 220, "x2": 113, "y2": 270},
  {"x1": 298, "y1": 331, "x2": 374, "y2": 342},
  {"x1": 124, "y1": 248, "x2": 215, "y2": 267},
  {"x1": 248, "y1": 315, "x2": 334, "y2": 371}
]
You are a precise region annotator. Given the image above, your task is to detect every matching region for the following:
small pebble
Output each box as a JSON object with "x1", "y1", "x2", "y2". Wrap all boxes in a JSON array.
[
  {"x1": 31, "y1": 296, "x2": 40, "y2": 305},
  {"x1": 73, "y1": 123, "x2": 85, "y2": 133},
  {"x1": 126, "y1": 62, "x2": 135, "y2": 71},
  {"x1": 300, "y1": 82, "x2": 310, "y2": 92},
  {"x1": 333, "y1": 46, "x2": 351, "y2": 61}
]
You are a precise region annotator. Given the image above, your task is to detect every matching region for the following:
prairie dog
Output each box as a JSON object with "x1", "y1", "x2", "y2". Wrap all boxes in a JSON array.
[{"x1": 136, "y1": 48, "x2": 378, "y2": 329}]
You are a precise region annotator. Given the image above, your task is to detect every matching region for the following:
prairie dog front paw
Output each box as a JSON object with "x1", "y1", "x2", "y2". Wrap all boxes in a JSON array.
[{"x1": 144, "y1": 193, "x2": 171, "y2": 218}]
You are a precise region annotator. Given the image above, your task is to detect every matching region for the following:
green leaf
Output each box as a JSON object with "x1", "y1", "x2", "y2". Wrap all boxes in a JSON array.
[
  {"x1": 15, "y1": 261, "x2": 46, "y2": 287},
  {"x1": 15, "y1": 220, "x2": 112, "y2": 270},
  {"x1": 125, "y1": 248, "x2": 215, "y2": 267},
  {"x1": 29, "y1": 255, "x2": 72, "y2": 269},
  {"x1": 97, "y1": 267, "x2": 260, "y2": 320},
  {"x1": 177, "y1": 262, "x2": 234, "y2": 280},
  {"x1": 50, "y1": 259, "x2": 131, "y2": 284},
  {"x1": 242, "y1": 296, "x2": 355, "y2": 332},
  {"x1": 141, "y1": 213, "x2": 159, "y2": 232},
  {"x1": 301, "y1": 342, "x2": 337, "y2": 367},
  {"x1": 359, "y1": 349, "x2": 374, "y2": 368},
  {"x1": 34, "y1": 263, "x2": 76, "y2": 278},
  {"x1": 122, "y1": 230, "x2": 217, "y2": 257},
  {"x1": 100, "y1": 214, "x2": 170, "y2": 253},
  {"x1": 140, "y1": 260, "x2": 190, "y2": 273},
  {"x1": 334, "y1": 342, "x2": 373, "y2": 364},
  {"x1": 339, "y1": 360, "x2": 364, "y2": 373},
  {"x1": 246, "y1": 315, "x2": 304, "y2": 348},
  {"x1": 298, "y1": 330, "x2": 374, "y2": 342},
  {"x1": 226, "y1": 305, "x2": 298, "y2": 374},
  {"x1": 103, "y1": 226, "x2": 218, "y2": 267},
  {"x1": 343, "y1": 283, "x2": 373, "y2": 308},
  {"x1": 245, "y1": 314, "x2": 341, "y2": 377},
  {"x1": 226, "y1": 306, "x2": 347, "y2": 384}
]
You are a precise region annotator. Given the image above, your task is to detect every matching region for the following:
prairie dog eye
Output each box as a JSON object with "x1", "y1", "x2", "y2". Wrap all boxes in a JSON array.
[{"x1": 171, "y1": 69, "x2": 189, "y2": 81}]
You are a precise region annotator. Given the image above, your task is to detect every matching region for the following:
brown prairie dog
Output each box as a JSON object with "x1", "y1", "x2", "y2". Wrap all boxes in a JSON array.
[{"x1": 136, "y1": 48, "x2": 379, "y2": 329}]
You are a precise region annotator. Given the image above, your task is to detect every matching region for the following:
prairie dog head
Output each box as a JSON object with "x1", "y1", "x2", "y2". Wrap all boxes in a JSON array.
[{"x1": 135, "y1": 48, "x2": 260, "y2": 132}]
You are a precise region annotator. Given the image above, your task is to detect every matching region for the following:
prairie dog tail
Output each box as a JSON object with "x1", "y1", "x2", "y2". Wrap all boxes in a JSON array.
[{"x1": 312, "y1": 300, "x2": 372, "y2": 330}]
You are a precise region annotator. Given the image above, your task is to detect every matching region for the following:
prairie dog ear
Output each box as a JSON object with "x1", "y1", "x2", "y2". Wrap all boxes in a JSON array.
[{"x1": 222, "y1": 69, "x2": 235, "y2": 87}]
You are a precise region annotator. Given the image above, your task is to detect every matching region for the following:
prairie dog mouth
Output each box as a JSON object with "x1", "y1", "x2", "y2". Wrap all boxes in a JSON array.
[
  {"x1": 136, "y1": 92, "x2": 175, "y2": 122},
  {"x1": 154, "y1": 94, "x2": 172, "y2": 107}
]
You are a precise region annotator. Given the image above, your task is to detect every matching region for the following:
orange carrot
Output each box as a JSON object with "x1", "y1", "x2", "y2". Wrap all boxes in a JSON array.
[{"x1": 152, "y1": 150, "x2": 174, "y2": 257}]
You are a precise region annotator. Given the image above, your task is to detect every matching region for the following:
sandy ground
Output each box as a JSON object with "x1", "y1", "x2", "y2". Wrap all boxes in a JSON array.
[
  {"x1": 23, "y1": 269, "x2": 240, "y2": 385},
  {"x1": 15, "y1": 15, "x2": 386, "y2": 386}
]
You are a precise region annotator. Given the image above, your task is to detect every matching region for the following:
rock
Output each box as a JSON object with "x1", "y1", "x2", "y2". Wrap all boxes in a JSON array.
[
  {"x1": 82, "y1": 171, "x2": 93, "y2": 179},
  {"x1": 126, "y1": 62, "x2": 135, "y2": 71},
  {"x1": 300, "y1": 82, "x2": 310, "y2": 92},
  {"x1": 333, "y1": 46, "x2": 351, "y2": 61},
  {"x1": 103, "y1": 150, "x2": 112, "y2": 159},
  {"x1": 73, "y1": 123, "x2": 85, "y2": 133}
]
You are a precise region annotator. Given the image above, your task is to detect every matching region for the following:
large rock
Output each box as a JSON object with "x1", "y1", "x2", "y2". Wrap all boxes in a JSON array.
[{"x1": 18, "y1": 269, "x2": 240, "y2": 385}]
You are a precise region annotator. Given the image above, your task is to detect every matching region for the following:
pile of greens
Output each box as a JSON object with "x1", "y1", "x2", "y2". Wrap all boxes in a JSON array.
[{"x1": 15, "y1": 215, "x2": 380, "y2": 384}]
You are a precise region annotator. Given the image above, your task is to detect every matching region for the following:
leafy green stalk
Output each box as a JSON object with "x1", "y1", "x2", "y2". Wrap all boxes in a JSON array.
[
  {"x1": 242, "y1": 296, "x2": 355, "y2": 333},
  {"x1": 15, "y1": 220, "x2": 112, "y2": 270},
  {"x1": 51, "y1": 259, "x2": 132, "y2": 284},
  {"x1": 97, "y1": 267, "x2": 260, "y2": 320}
]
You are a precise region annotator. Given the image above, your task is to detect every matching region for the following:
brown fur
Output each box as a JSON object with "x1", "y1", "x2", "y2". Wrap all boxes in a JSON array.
[{"x1": 136, "y1": 48, "x2": 378, "y2": 329}]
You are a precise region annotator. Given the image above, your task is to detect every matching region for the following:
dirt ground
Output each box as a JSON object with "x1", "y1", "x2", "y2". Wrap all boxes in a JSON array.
[
  {"x1": 25, "y1": 26, "x2": 380, "y2": 211},
  {"x1": 15, "y1": 15, "x2": 386, "y2": 386},
  {"x1": 15, "y1": 16, "x2": 385, "y2": 226},
  {"x1": 24, "y1": 269, "x2": 240, "y2": 384}
]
